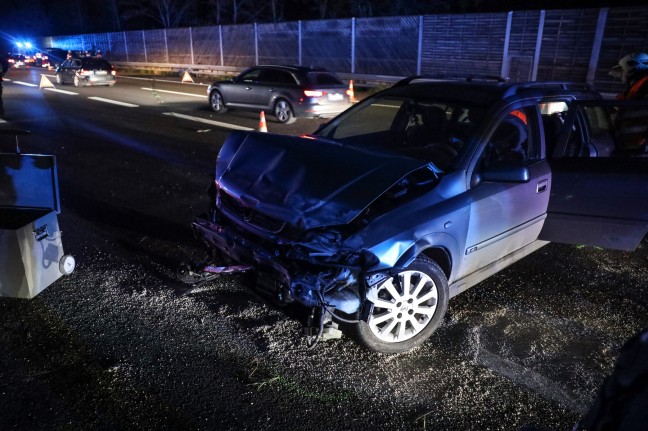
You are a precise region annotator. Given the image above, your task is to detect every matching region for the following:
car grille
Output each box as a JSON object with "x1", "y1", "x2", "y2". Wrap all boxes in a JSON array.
[{"x1": 220, "y1": 192, "x2": 286, "y2": 234}]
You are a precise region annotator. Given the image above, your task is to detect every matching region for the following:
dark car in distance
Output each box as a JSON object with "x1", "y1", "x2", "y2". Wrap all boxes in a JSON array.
[
  {"x1": 207, "y1": 65, "x2": 353, "y2": 124},
  {"x1": 191, "y1": 77, "x2": 648, "y2": 353},
  {"x1": 55, "y1": 57, "x2": 116, "y2": 87}
]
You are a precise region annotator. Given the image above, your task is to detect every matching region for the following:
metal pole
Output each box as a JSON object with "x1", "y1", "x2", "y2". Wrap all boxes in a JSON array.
[
  {"x1": 351, "y1": 18, "x2": 356, "y2": 74},
  {"x1": 417, "y1": 16, "x2": 424, "y2": 75},
  {"x1": 164, "y1": 29, "x2": 169, "y2": 63},
  {"x1": 531, "y1": 10, "x2": 545, "y2": 81},
  {"x1": 298, "y1": 21, "x2": 302, "y2": 66},
  {"x1": 587, "y1": 8, "x2": 609, "y2": 85},
  {"x1": 254, "y1": 23, "x2": 259, "y2": 66},
  {"x1": 501, "y1": 11, "x2": 513, "y2": 80},
  {"x1": 124, "y1": 32, "x2": 129, "y2": 62},
  {"x1": 189, "y1": 27, "x2": 195, "y2": 65},
  {"x1": 219, "y1": 26, "x2": 224, "y2": 67},
  {"x1": 142, "y1": 30, "x2": 147, "y2": 63}
]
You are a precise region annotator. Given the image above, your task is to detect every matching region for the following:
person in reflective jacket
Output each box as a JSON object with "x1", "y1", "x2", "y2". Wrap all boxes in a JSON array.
[
  {"x1": 610, "y1": 52, "x2": 648, "y2": 100},
  {"x1": 610, "y1": 52, "x2": 648, "y2": 152}
]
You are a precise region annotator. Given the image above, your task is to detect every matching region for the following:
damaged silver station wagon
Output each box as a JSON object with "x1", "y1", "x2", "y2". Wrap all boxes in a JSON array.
[{"x1": 188, "y1": 77, "x2": 648, "y2": 353}]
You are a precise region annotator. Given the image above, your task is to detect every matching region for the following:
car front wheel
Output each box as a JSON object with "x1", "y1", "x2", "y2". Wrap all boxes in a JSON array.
[
  {"x1": 209, "y1": 90, "x2": 228, "y2": 113},
  {"x1": 73, "y1": 75, "x2": 81, "y2": 87},
  {"x1": 273, "y1": 98, "x2": 295, "y2": 124},
  {"x1": 350, "y1": 256, "x2": 449, "y2": 354}
]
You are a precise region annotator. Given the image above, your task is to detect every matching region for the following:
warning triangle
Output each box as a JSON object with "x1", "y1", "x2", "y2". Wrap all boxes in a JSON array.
[
  {"x1": 181, "y1": 71, "x2": 194, "y2": 83},
  {"x1": 39, "y1": 74, "x2": 55, "y2": 89}
]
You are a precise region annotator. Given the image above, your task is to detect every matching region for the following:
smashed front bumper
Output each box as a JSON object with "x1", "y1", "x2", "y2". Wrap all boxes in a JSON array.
[{"x1": 192, "y1": 216, "x2": 363, "y2": 314}]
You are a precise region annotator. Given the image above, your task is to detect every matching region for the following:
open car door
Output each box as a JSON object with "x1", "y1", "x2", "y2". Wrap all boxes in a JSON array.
[{"x1": 540, "y1": 99, "x2": 648, "y2": 250}]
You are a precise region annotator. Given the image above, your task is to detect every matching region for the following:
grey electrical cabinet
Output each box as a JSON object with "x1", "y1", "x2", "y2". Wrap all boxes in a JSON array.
[{"x1": 0, "y1": 153, "x2": 75, "y2": 298}]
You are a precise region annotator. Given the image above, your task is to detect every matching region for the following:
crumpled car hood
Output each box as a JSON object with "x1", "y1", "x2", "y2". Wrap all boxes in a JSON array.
[{"x1": 216, "y1": 131, "x2": 437, "y2": 229}]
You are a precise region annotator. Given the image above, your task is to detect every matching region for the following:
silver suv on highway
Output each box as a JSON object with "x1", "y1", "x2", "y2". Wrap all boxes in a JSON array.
[{"x1": 191, "y1": 77, "x2": 648, "y2": 353}]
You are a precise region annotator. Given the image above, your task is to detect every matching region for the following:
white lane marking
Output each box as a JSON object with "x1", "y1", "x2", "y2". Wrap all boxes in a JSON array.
[
  {"x1": 141, "y1": 87, "x2": 205, "y2": 98},
  {"x1": 88, "y1": 97, "x2": 139, "y2": 108},
  {"x1": 13, "y1": 81, "x2": 39, "y2": 87},
  {"x1": 0, "y1": 118, "x2": 6, "y2": 123},
  {"x1": 44, "y1": 88, "x2": 79, "y2": 95},
  {"x1": 163, "y1": 112, "x2": 254, "y2": 131},
  {"x1": 3, "y1": 78, "x2": 11, "y2": 82}
]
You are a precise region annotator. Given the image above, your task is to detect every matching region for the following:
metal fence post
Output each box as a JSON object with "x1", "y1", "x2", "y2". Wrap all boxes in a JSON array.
[
  {"x1": 219, "y1": 25, "x2": 224, "y2": 67},
  {"x1": 142, "y1": 30, "x2": 147, "y2": 63},
  {"x1": 124, "y1": 31, "x2": 129, "y2": 62},
  {"x1": 190, "y1": 27, "x2": 195, "y2": 65},
  {"x1": 298, "y1": 20, "x2": 302, "y2": 66},
  {"x1": 254, "y1": 23, "x2": 259, "y2": 66},
  {"x1": 531, "y1": 10, "x2": 545, "y2": 81},
  {"x1": 501, "y1": 11, "x2": 513, "y2": 79},
  {"x1": 164, "y1": 29, "x2": 169, "y2": 63},
  {"x1": 417, "y1": 16, "x2": 423, "y2": 75},
  {"x1": 351, "y1": 18, "x2": 356, "y2": 74},
  {"x1": 587, "y1": 8, "x2": 609, "y2": 85}
]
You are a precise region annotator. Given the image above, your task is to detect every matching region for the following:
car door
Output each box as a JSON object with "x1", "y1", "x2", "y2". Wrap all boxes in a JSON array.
[
  {"x1": 226, "y1": 68, "x2": 262, "y2": 106},
  {"x1": 459, "y1": 105, "x2": 552, "y2": 280},
  {"x1": 250, "y1": 68, "x2": 297, "y2": 109},
  {"x1": 540, "y1": 99, "x2": 648, "y2": 250}
]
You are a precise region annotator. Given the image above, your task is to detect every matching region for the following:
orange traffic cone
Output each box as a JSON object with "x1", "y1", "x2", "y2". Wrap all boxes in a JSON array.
[
  {"x1": 258, "y1": 111, "x2": 268, "y2": 132},
  {"x1": 347, "y1": 80, "x2": 357, "y2": 103}
]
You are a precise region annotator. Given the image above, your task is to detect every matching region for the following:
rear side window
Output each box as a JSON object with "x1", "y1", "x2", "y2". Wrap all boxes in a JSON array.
[
  {"x1": 259, "y1": 69, "x2": 296, "y2": 85},
  {"x1": 308, "y1": 72, "x2": 344, "y2": 86},
  {"x1": 83, "y1": 59, "x2": 111, "y2": 70}
]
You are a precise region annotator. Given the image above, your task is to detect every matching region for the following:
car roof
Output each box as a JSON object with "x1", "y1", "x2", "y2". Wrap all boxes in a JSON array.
[
  {"x1": 251, "y1": 64, "x2": 331, "y2": 74},
  {"x1": 381, "y1": 77, "x2": 602, "y2": 105}
]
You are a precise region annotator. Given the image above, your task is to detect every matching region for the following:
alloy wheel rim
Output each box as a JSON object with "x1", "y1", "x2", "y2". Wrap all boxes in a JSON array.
[{"x1": 368, "y1": 270, "x2": 438, "y2": 343}]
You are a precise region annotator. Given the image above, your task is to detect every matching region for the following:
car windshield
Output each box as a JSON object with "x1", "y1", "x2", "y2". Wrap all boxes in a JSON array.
[{"x1": 314, "y1": 95, "x2": 486, "y2": 171}]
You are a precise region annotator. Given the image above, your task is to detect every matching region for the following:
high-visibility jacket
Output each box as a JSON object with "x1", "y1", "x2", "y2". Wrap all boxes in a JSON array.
[{"x1": 616, "y1": 76, "x2": 648, "y2": 151}]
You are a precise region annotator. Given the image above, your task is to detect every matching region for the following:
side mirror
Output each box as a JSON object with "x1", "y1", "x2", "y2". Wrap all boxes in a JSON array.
[{"x1": 472, "y1": 164, "x2": 530, "y2": 187}]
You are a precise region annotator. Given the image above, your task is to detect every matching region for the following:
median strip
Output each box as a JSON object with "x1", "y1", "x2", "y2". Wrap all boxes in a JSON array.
[
  {"x1": 163, "y1": 112, "x2": 254, "y2": 131},
  {"x1": 88, "y1": 97, "x2": 139, "y2": 107}
]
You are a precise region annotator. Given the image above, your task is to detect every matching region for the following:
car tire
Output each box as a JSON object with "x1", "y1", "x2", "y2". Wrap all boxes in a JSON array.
[
  {"x1": 55, "y1": 73, "x2": 62, "y2": 85},
  {"x1": 209, "y1": 90, "x2": 228, "y2": 113},
  {"x1": 349, "y1": 256, "x2": 449, "y2": 354},
  {"x1": 73, "y1": 75, "x2": 81, "y2": 87},
  {"x1": 274, "y1": 99, "x2": 296, "y2": 124}
]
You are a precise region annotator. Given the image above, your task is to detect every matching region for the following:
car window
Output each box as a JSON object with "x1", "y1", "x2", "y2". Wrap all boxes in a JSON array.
[
  {"x1": 315, "y1": 95, "x2": 486, "y2": 171},
  {"x1": 72, "y1": 59, "x2": 82, "y2": 67},
  {"x1": 239, "y1": 69, "x2": 262, "y2": 83},
  {"x1": 259, "y1": 69, "x2": 295, "y2": 85},
  {"x1": 61, "y1": 59, "x2": 72, "y2": 67},
  {"x1": 307, "y1": 72, "x2": 344, "y2": 86},
  {"x1": 82, "y1": 59, "x2": 111, "y2": 70},
  {"x1": 477, "y1": 107, "x2": 536, "y2": 170},
  {"x1": 567, "y1": 104, "x2": 648, "y2": 157}
]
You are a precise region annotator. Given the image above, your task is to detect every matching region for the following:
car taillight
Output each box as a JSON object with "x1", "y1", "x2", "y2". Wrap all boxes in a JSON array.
[
  {"x1": 111, "y1": 70, "x2": 116, "y2": 76},
  {"x1": 304, "y1": 90, "x2": 326, "y2": 97}
]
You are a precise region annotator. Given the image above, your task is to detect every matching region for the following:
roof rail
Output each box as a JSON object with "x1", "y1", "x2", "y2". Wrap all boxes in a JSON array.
[
  {"x1": 393, "y1": 74, "x2": 507, "y2": 87},
  {"x1": 503, "y1": 81, "x2": 595, "y2": 97}
]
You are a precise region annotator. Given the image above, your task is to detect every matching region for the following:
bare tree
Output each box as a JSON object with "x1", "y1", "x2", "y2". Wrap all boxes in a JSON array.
[{"x1": 121, "y1": 0, "x2": 196, "y2": 28}]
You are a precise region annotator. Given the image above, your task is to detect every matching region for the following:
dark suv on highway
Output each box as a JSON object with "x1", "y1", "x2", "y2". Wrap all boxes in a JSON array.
[
  {"x1": 207, "y1": 65, "x2": 352, "y2": 124},
  {"x1": 191, "y1": 77, "x2": 648, "y2": 353},
  {"x1": 55, "y1": 57, "x2": 116, "y2": 87}
]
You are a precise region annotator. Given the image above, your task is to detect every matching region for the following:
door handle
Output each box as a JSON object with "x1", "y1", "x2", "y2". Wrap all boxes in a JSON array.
[
  {"x1": 536, "y1": 179, "x2": 548, "y2": 194},
  {"x1": 245, "y1": 86, "x2": 252, "y2": 90},
  {"x1": 268, "y1": 88, "x2": 276, "y2": 92}
]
